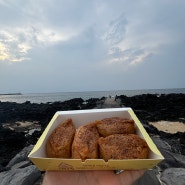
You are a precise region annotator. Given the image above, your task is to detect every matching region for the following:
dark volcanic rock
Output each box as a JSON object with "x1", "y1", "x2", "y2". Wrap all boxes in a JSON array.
[
  {"x1": 0, "y1": 125, "x2": 27, "y2": 168},
  {"x1": 82, "y1": 98, "x2": 100, "y2": 109},
  {"x1": 0, "y1": 93, "x2": 185, "y2": 184},
  {"x1": 160, "y1": 168, "x2": 185, "y2": 185},
  {"x1": 0, "y1": 97, "x2": 101, "y2": 167},
  {"x1": 0, "y1": 165, "x2": 41, "y2": 185},
  {"x1": 0, "y1": 97, "x2": 101, "y2": 129},
  {"x1": 116, "y1": 93, "x2": 185, "y2": 122},
  {"x1": 142, "y1": 121, "x2": 185, "y2": 155}
]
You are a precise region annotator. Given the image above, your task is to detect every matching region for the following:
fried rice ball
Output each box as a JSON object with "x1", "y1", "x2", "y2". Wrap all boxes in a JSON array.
[
  {"x1": 98, "y1": 134, "x2": 149, "y2": 161},
  {"x1": 72, "y1": 122, "x2": 100, "y2": 161},
  {"x1": 96, "y1": 117, "x2": 136, "y2": 137},
  {"x1": 46, "y1": 118, "x2": 76, "y2": 158}
]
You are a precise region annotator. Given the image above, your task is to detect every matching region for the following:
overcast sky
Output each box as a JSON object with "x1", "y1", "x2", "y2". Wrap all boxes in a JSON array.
[{"x1": 0, "y1": 0, "x2": 185, "y2": 93}]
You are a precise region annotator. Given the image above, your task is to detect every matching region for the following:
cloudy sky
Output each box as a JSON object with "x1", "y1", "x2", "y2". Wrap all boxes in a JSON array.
[{"x1": 0, "y1": 0, "x2": 185, "y2": 93}]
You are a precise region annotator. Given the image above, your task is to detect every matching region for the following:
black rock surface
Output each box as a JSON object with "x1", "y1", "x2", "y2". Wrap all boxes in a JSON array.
[
  {"x1": 0, "y1": 97, "x2": 101, "y2": 167},
  {"x1": 0, "y1": 94, "x2": 185, "y2": 169}
]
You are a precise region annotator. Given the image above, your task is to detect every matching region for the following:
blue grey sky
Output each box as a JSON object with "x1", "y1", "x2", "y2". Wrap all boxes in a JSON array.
[{"x1": 0, "y1": 0, "x2": 185, "y2": 93}]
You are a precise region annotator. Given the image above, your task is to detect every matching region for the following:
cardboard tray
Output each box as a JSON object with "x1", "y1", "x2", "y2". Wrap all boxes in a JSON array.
[{"x1": 28, "y1": 108, "x2": 164, "y2": 171}]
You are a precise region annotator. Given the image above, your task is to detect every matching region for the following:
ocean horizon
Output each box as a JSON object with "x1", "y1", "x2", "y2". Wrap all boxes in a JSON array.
[{"x1": 0, "y1": 88, "x2": 185, "y2": 104}]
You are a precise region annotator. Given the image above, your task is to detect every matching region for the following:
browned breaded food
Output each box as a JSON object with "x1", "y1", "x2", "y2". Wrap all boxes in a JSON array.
[
  {"x1": 98, "y1": 134, "x2": 150, "y2": 161},
  {"x1": 96, "y1": 117, "x2": 136, "y2": 137},
  {"x1": 72, "y1": 122, "x2": 100, "y2": 161},
  {"x1": 46, "y1": 118, "x2": 76, "y2": 158}
]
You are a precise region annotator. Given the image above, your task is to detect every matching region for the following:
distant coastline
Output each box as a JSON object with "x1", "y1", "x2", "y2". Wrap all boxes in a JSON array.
[
  {"x1": 0, "y1": 88, "x2": 185, "y2": 104},
  {"x1": 0, "y1": 93, "x2": 22, "y2": 95}
]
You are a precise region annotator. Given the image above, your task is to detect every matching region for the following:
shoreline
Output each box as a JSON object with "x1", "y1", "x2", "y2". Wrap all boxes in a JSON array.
[
  {"x1": 0, "y1": 93, "x2": 185, "y2": 126},
  {"x1": 0, "y1": 94, "x2": 185, "y2": 157},
  {"x1": 0, "y1": 89, "x2": 185, "y2": 104},
  {"x1": 0, "y1": 93, "x2": 22, "y2": 95},
  {"x1": 0, "y1": 94, "x2": 185, "y2": 184},
  {"x1": 149, "y1": 121, "x2": 185, "y2": 134}
]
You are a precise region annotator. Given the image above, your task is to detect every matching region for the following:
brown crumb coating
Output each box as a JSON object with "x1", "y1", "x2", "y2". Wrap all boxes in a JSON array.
[
  {"x1": 72, "y1": 122, "x2": 100, "y2": 161},
  {"x1": 46, "y1": 118, "x2": 76, "y2": 158},
  {"x1": 96, "y1": 117, "x2": 136, "y2": 137},
  {"x1": 98, "y1": 134, "x2": 150, "y2": 161}
]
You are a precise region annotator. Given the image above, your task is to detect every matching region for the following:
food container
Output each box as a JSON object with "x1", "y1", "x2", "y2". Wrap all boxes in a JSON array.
[{"x1": 28, "y1": 108, "x2": 164, "y2": 171}]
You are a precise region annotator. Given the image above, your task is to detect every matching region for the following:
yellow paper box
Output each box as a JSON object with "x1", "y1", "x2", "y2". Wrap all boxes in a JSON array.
[{"x1": 28, "y1": 108, "x2": 164, "y2": 171}]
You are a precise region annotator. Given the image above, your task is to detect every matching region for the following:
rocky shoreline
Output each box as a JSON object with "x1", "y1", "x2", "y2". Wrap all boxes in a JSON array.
[{"x1": 0, "y1": 93, "x2": 185, "y2": 185}]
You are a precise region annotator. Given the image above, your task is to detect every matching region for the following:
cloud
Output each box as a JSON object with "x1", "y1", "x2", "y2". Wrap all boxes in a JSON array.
[
  {"x1": 98, "y1": 0, "x2": 185, "y2": 70},
  {"x1": 0, "y1": 24, "x2": 77, "y2": 62},
  {"x1": 0, "y1": 0, "x2": 185, "y2": 93},
  {"x1": 0, "y1": 0, "x2": 86, "y2": 63},
  {"x1": 0, "y1": 42, "x2": 8, "y2": 60},
  {"x1": 108, "y1": 47, "x2": 152, "y2": 66},
  {"x1": 0, "y1": 27, "x2": 31, "y2": 62},
  {"x1": 103, "y1": 13, "x2": 127, "y2": 45},
  {"x1": 100, "y1": 12, "x2": 153, "y2": 68},
  {"x1": 1, "y1": 0, "x2": 185, "y2": 64}
]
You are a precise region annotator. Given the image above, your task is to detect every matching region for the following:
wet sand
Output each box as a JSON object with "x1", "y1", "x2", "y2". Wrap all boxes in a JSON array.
[
  {"x1": 3, "y1": 121, "x2": 41, "y2": 132},
  {"x1": 149, "y1": 121, "x2": 185, "y2": 134}
]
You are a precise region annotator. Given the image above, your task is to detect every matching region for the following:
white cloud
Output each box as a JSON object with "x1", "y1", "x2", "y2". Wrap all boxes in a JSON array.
[
  {"x1": 0, "y1": 0, "x2": 183, "y2": 68},
  {"x1": 0, "y1": 28, "x2": 31, "y2": 62},
  {"x1": 102, "y1": 1, "x2": 185, "y2": 69},
  {"x1": 0, "y1": 24, "x2": 79, "y2": 62},
  {"x1": 0, "y1": 0, "x2": 185, "y2": 93},
  {"x1": 102, "y1": 13, "x2": 127, "y2": 45},
  {"x1": 0, "y1": 42, "x2": 8, "y2": 60}
]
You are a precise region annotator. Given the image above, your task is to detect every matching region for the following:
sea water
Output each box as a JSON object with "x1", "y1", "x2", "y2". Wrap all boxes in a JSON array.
[{"x1": 0, "y1": 88, "x2": 185, "y2": 104}]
